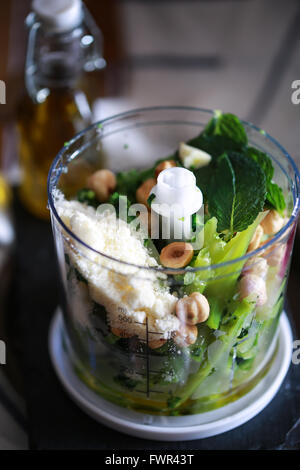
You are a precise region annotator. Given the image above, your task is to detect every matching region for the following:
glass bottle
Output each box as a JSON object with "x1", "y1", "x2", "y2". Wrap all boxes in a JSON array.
[{"x1": 17, "y1": 0, "x2": 106, "y2": 219}]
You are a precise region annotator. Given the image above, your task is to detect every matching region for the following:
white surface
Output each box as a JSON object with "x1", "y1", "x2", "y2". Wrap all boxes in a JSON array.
[
  {"x1": 32, "y1": 0, "x2": 83, "y2": 32},
  {"x1": 49, "y1": 309, "x2": 293, "y2": 441}
]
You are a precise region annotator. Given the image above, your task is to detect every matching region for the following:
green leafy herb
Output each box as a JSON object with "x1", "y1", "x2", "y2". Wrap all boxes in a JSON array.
[
  {"x1": 266, "y1": 182, "x2": 286, "y2": 216},
  {"x1": 77, "y1": 188, "x2": 99, "y2": 207},
  {"x1": 208, "y1": 152, "x2": 266, "y2": 234},
  {"x1": 194, "y1": 165, "x2": 215, "y2": 198},
  {"x1": 201, "y1": 112, "x2": 248, "y2": 147},
  {"x1": 191, "y1": 213, "x2": 202, "y2": 233},
  {"x1": 189, "y1": 325, "x2": 211, "y2": 361},
  {"x1": 205, "y1": 297, "x2": 223, "y2": 330},
  {"x1": 114, "y1": 374, "x2": 139, "y2": 391},
  {"x1": 109, "y1": 192, "x2": 135, "y2": 222},
  {"x1": 246, "y1": 147, "x2": 274, "y2": 181},
  {"x1": 116, "y1": 168, "x2": 155, "y2": 201},
  {"x1": 167, "y1": 396, "x2": 181, "y2": 409},
  {"x1": 189, "y1": 135, "x2": 244, "y2": 160},
  {"x1": 116, "y1": 170, "x2": 141, "y2": 200},
  {"x1": 147, "y1": 193, "x2": 156, "y2": 207},
  {"x1": 190, "y1": 113, "x2": 248, "y2": 196},
  {"x1": 246, "y1": 147, "x2": 286, "y2": 215}
]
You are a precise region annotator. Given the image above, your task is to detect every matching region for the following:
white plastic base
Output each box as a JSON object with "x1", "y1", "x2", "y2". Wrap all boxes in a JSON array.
[{"x1": 49, "y1": 309, "x2": 293, "y2": 441}]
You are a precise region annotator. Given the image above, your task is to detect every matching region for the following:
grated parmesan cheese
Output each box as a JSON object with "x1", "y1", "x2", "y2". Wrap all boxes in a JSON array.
[{"x1": 55, "y1": 192, "x2": 180, "y2": 339}]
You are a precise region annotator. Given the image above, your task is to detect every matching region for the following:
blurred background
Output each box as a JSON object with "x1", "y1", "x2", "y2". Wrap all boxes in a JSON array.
[{"x1": 0, "y1": 0, "x2": 299, "y2": 450}]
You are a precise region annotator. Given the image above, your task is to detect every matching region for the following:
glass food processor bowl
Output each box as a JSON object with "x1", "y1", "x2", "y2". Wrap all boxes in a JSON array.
[{"x1": 48, "y1": 106, "x2": 300, "y2": 416}]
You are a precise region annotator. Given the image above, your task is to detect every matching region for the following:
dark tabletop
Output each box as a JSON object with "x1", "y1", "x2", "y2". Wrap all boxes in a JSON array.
[{"x1": 4, "y1": 194, "x2": 300, "y2": 450}]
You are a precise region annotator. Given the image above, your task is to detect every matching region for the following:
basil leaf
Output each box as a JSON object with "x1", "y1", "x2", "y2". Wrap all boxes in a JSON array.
[{"x1": 208, "y1": 152, "x2": 266, "y2": 233}]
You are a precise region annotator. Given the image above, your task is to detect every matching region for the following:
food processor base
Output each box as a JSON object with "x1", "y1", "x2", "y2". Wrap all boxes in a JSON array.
[{"x1": 49, "y1": 309, "x2": 293, "y2": 441}]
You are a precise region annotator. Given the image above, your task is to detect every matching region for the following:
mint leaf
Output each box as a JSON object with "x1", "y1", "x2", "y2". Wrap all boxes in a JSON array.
[
  {"x1": 194, "y1": 165, "x2": 215, "y2": 198},
  {"x1": 208, "y1": 154, "x2": 236, "y2": 233},
  {"x1": 147, "y1": 193, "x2": 156, "y2": 207},
  {"x1": 246, "y1": 147, "x2": 286, "y2": 215},
  {"x1": 191, "y1": 112, "x2": 248, "y2": 196},
  {"x1": 266, "y1": 182, "x2": 286, "y2": 216},
  {"x1": 116, "y1": 169, "x2": 142, "y2": 201},
  {"x1": 109, "y1": 192, "x2": 135, "y2": 223},
  {"x1": 246, "y1": 147, "x2": 274, "y2": 181},
  {"x1": 77, "y1": 188, "x2": 99, "y2": 207},
  {"x1": 208, "y1": 152, "x2": 266, "y2": 233},
  {"x1": 116, "y1": 168, "x2": 155, "y2": 201},
  {"x1": 202, "y1": 112, "x2": 248, "y2": 146},
  {"x1": 190, "y1": 134, "x2": 244, "y2": 159}
]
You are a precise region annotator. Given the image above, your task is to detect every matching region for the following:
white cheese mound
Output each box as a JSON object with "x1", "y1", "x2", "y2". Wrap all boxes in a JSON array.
[{"x1": 54, "y1": 192, "x2": 180, "y2": 339}]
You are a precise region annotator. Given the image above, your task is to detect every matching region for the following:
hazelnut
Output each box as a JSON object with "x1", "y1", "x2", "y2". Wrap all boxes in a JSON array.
[
  {"x1": 148, "y1": 338, "x2": 167, "y2": 349},
  {"x1": 239, "y1": 274, "x2": 267, "y2": 307},
  {"x1": 173, "y1": 324, "x2": 198, "y2": 347},
  {"x1": 155, "y1": 160, "x2": 177, "y2": 178},
  {"x1": 247, "y1": 225, "x2": 264, "y2": 253},
  {"x1": 160, "y1": 242, "x2": 194, "y2": 269},
  {"x1": 243, "y1": 256, "x2": 268, "y2": 279},
  {"x1": 260, "y1": 210, "x2": 284, "y2": 235},
  {"x1": 176, "y1": 292, "x2": 210, "y2": 325},
  {"x1": 111, "y1": 327, "x2": 132, "y2": 338},
  {"x1": 264, "y1": 243, "x2": 286, "y2": 267},
  {"x1": 87, "y1": 169, "x2": 116, "y2": 202},
  {"x1": 136, "y1": 178, "x2": 156, "y2": 207}
]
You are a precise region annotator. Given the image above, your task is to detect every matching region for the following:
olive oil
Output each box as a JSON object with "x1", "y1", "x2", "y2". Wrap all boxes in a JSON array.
[
  {"x1": 17, "y1": 0, "x2": 105, "y2": 219},
  {"x1": 18, "y1": 89, "x2": 93, "y2": 219}
]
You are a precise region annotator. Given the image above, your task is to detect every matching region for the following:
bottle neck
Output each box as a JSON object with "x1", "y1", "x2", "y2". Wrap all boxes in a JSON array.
[
  {"x1": 31, "y1": 27, "x2": 86, "y2": 96},
  {"x1": 25, "y1": 7, "x2": 105, "y2": 103},
  {"x1": 37, "y1": 35, "x2": 84, "y2": 90}
]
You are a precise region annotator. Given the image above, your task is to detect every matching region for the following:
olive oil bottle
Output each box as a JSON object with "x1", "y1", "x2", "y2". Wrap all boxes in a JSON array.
[{"x1": 17, "y1": 0, "x2": 106, "y2": 219}]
